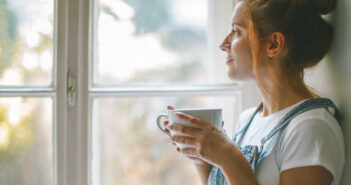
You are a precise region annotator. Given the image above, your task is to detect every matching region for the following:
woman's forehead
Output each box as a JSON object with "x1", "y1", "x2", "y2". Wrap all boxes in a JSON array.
[{"x1": 231, "y1": 1, "x2": 249, "y2": 28}]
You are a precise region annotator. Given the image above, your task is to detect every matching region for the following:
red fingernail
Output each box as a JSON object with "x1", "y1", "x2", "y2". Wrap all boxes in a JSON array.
[
  {"x1": 222, "y1": 121, "x2": 224, "y2": 126},
  {"x1": 176, "y1": 147, "x2": 180, "y2": 152},
  {"x1": 164, "y1": 120, "x2": 169, "y2": 125}
]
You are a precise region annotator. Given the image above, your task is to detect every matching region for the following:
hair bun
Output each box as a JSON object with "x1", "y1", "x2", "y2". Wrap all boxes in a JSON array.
[{"x1": 311, "y1": 0, "x2": 337, "y2": 14}]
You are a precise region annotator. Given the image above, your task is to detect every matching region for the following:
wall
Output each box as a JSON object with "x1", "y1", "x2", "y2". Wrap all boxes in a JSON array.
[{"x1": 304, "y1": 0, "x2": 351, "y2": 184}]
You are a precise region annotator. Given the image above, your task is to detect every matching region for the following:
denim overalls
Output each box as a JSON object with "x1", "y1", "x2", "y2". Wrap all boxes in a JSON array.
[{"x1": 208, "y1": 98, "x2": 340, "y2": 185}]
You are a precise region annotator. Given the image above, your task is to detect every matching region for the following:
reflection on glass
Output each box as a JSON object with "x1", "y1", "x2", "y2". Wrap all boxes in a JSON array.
[
  {"x1": 0, "y1": 0, "x2": 54, "y2": 86},
  {"x1": 96, "y1": 0, "x2": 211, "y2": 85},
  {"x1": 0, "y1": 97, "x2": 53, "y2": 185},
  {"x1": 92, "y1": 96, "x2": 239, "y2": 185}
]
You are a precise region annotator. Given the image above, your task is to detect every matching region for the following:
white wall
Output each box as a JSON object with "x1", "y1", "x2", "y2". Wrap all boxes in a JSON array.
[{"x1": 303, "y1": 0, "x2": 351, "y2": 184}]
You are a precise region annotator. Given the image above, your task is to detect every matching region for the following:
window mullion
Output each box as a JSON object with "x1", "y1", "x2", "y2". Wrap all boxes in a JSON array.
[
  {"x1": 56, "y1": 0, "x2": 91, "y2": 185},
  {"x1": 56, "y1": 0, "x2": 68, "y2": 184},
  {"x1": 89, "y1": 85, "x2": 240, "y2": 97},
  {"x1": 0, "y1": 87, "x2": 55, "y2": 97},
  {"x1": 75, "y1": 0, "x2": 90, "y2": 184}
]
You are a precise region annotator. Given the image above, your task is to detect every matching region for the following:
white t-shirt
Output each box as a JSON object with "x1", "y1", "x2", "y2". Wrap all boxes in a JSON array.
[{"x1": 234, "y1": 99, "x2": 345, "y2": 185}]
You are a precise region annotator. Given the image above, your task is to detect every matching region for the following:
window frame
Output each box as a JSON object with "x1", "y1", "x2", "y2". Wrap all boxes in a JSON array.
[
  {"x1": 63, "y1": 0, "x2": 262, "y2": 184},
  {"x1": 87, "y1": 0, "x2": 245, "y2": 185},
  {"x1": 0, "y1": 0, "x2": 262, "y2": 185}
]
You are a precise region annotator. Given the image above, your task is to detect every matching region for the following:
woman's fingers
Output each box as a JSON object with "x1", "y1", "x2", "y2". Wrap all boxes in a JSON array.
[
  {"x1": 163, "y1": 120, "x2": 169, "y2": 127},
  {"x1": 176, "y1": 148, "x2": 205, "y2": 164},
  {"x1": 174, "y1": 112, "x2": 211, "y2": 129},
  {"x1": 167, "y1": 105, "x2": 175, "y2": 110},
  {"x1": 162, "y1": 120, "x2": 171, "y2": 135},
  {"x1": 169, "y1": 135, "x2": 198, "y2": 146},
  {"x1": 179, "y1": 147, "x2": 199, "y2": 158},
  {"x1": 167, "y1": 123, "x2": 202, "y2": 136}
]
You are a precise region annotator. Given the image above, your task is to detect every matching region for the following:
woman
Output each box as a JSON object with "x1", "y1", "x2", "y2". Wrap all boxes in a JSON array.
[{"x1": 164, "y1": 0, "x2": 345, "y2": 185}]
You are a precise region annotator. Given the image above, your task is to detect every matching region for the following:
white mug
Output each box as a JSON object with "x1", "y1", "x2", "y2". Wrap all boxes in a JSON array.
[{"x1": 156, "y1": 108, "x2": 223, "y2": 149}]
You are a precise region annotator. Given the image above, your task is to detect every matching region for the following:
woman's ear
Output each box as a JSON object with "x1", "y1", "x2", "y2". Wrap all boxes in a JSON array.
[{"x1": 266, "y1": 32, "x2": 285, "y2": 58}]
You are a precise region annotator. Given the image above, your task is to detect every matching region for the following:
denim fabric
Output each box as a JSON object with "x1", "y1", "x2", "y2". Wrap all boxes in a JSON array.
[{"x1": 208, "y1": 98, "x2": 340, "y2": 185}]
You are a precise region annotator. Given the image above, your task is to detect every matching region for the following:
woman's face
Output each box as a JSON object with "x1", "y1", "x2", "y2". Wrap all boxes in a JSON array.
[{"x1": 220, "y1": 1, "x2": 254, "y2": 81}]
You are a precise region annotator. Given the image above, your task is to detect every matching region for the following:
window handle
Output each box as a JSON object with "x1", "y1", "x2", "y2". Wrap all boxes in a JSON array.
[{"x1": 67, "y1": 69, "x2": 77, "y2": 106}]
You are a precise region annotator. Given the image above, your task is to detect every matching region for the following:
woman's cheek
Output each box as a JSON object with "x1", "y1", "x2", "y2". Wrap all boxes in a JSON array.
[{"x1": 231, "y1": 40, "x2": 244, "y2": 59}]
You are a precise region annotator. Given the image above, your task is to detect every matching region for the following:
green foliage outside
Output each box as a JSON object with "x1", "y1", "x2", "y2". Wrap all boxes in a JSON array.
[
  {"x1": 0, "y1": 0, "x2": 18, "y2": 75},
  {"x1": 124, "y1": 0, "x2": 170, "y2": 35},
  {"x1": 0, "y1": 106, "x2": 34, "y2": 162}
]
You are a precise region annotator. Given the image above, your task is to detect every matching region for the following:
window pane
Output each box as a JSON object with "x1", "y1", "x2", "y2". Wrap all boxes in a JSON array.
[
  {"x1": 95, "y1": 0, "x2": 215, "y2": 85},
  {"x1": 0, "y1": 0, "x2": 54, "y2": 86},
  {"x1": 92, "y1": 96, "x2": 239, "y2": 185},
  {"x1": 0, "y1": 97, "x2": 53, "y2": 185}
]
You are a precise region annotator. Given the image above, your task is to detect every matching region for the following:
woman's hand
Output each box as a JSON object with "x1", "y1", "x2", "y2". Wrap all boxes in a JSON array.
[
  {"x1": 166, "y1": 109, "x2": 239, "y2": 167},
  {"x1": 163, "y1": 106, "x2": 207, "y2": 164}
]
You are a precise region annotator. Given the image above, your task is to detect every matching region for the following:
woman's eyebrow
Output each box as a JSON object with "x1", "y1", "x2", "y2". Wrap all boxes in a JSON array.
[{"x1": 232, "y1": 22, "x2": 243, "y2": 28}]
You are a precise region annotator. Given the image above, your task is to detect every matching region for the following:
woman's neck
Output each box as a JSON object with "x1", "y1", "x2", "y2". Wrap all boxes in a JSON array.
[
  {"x1": 254, "y1": 60, "x2": 318, "y2": 117},
  {"x1": 255, "y1": 77, "x2": 315, "y2": 117},
  {"x1": 258, "y1": 91, "x2": 311, "y2": 117}
]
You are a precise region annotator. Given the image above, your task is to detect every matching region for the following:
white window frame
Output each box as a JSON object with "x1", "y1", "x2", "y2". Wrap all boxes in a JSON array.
[
  {"x1": 61, "y1": 0, "x2": 261, "y2": 184},
  {"x1": 0, "y1": 0, "x2": 261, "y2": 185}
]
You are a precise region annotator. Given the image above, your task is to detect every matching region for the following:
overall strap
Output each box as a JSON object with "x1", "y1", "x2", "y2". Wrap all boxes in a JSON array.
[
  {"x1": 260, "y1": 98, "x2": 340, "y2": 146},
  {"x1": 232, "y1": 102, "x2": 263, "y2": 143}
]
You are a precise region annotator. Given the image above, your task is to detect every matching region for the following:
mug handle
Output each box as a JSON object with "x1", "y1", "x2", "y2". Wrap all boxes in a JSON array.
[{"x1": 156, "y1": 114, "x2": 171, "y2": 136}]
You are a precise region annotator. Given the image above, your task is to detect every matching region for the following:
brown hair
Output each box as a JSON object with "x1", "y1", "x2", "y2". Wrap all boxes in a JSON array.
[{"x1": 243, "y1": 0, "x2": 336, "y2": 98}]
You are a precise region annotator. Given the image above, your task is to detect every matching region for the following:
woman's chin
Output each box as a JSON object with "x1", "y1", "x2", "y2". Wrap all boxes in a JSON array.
[
  {"x1": 227, "y1": 72, "x2": 239, "y2": 81},
  {"x1": 228, "y1": 72, "x2": 250, "y2": 81}
]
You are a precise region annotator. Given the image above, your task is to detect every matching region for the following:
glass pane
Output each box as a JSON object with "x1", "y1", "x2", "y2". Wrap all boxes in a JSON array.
[
  {"x1": 0, "y1": 0, "x2": 54, "y2": 86},
  {"x1": 95, "y1": 0, "x2": 214, "y2": 85},
  {"x1": 0, "y1": 97, "x2": 53, "y2": 185},
  {"x1": 92, "y1": 96, "x2": 239, "y2": 185}
]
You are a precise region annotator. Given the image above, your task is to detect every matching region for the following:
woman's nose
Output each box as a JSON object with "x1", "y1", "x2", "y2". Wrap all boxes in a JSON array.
[
  {"x1": 220, "y1": 36, "x2": 231, "y2": 51},
  {"x1": 220, "y1": 41, "x2": 231, "y2": 51}
]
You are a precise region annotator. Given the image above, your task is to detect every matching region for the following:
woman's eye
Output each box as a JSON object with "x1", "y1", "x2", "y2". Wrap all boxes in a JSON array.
[{"x1": 232, "y1": 29, "x2": 239, "y2": 35}]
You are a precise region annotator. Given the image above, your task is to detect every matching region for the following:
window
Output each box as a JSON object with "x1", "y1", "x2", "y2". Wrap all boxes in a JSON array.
[
  {"x1": 0, "y1": 0, "x2": 54, "y2": 184},
  {"x1": 91, "y1": 0, "x2": 242, "y2": 185},
  {"x1": 0, "y1": 0, "x2": 260, "y2": 185}
]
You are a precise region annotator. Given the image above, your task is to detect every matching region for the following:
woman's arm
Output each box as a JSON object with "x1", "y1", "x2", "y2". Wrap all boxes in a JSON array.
[
  {"x1": 280, "y1": 166, "x2": 333, "y2": 185},
  {"x1": 218, "y1": 144, "x2": 259, "y2": 185},
  {"x1": 194, "y1": 162, "x2": 212, "y2": 185},
  {"x1": 220, "y1": 151, "x2": 333, "y2": 185}
]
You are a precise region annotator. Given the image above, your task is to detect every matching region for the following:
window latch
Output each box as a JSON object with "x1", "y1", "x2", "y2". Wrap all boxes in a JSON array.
[{"x1": 67, "y1": 69, "x2": 77, "y2": 106}]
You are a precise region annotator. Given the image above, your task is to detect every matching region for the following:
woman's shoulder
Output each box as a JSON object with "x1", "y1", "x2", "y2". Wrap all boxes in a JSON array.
[
  {"x1": 286, "y1": 107, "x2": 341, "y2": 132},
  {"x1": 276, "y1": 107, "x2": 345, "y2": 182},
  {"x1": 279, "y1": 107, "x2": 344, "y2": 151}
]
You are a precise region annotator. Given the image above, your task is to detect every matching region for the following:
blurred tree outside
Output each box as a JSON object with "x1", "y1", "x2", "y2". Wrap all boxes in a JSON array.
[
  {"x1": 96, "y1": 0, "x2": 209, "y2": 184},
  {"x1": 0, "y1": 106, "x2": 34, "y2": 162},
  {"x1": 0, "y1": 97, "x2": 53, "y2": 185},
  {"x1": 124, "y1": 0, "x2": 170, "y2": 35},
  {"x1": 0, "y1": 104, "x2": 34, "y2": 185},
  {"x1": 0, "y1": 0, "x2": 18, "y2": 75},
  {"x1": 0, "y1": 0, "x2": 54, "y2": 184},
  {"x1": 98, "y1": 0, "x2": 208, "y2": 85},
  {"x1": 0, "y1": 0, "x2": 53, "y2": 86},
  {"x1": 97, "y1": 97, "x2": 204, "y2": 185}
]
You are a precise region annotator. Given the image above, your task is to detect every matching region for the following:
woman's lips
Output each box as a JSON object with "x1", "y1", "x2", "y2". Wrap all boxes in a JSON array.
[{"x1": 226, "y1": 58, "x2": 234, "y2": 64}]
